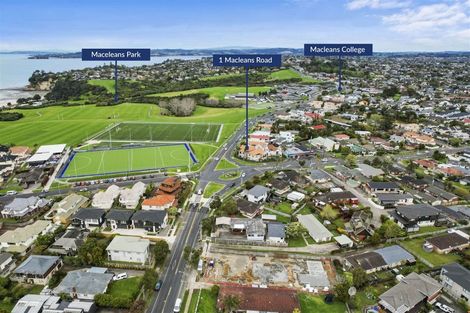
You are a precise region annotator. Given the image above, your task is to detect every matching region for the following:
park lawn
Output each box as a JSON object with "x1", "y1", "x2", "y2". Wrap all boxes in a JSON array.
[
  {"x1": 62, "y1": 145, "x2": 191, "y2": 177},
  {"x1": 400, "y1": 238, "x2": 461, "y2": 267},
  {"x1": 288, "y1": 236, "x2": 307, "y2": 247},
  {"x1": 201, "y1": 73, "x2": 244, "y2": 81},
  {"x1": 215, "y1": 158, "x2": 238, "y2": 170},
  {"x1": 107, "y1": 276, "x2": 142, "y2": 299},
  {"x1": 203, "y1": 182, "x2": 225, "y2": 198},
  {"x1": 188, "y1": 289, "x2": 217, "y2": 313},
  {"x1": 298, "y1": 293, "x2": 346, "y2": 313},
  {"x1": 268, "y1": 69, "x2": 321, "y2": 84},
  {"x1": 0, "y1": 103, "x2": 266, "y2": 147},
  {"x1": 149, "y1": 86, "x2": 272, "y2": 100},
  {"x1": 190, "y1": 144, "x2": 218, "y2": 171},
  {"x1": 88, "y1": 79, "x2": 115, "y2": 93}
]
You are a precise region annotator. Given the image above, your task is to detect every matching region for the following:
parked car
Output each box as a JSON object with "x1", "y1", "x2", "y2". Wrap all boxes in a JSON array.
[
  {"x1": 435, "y1": 302, "x2": 454, "y2": 313},
  {"x1": 173, "y1": 298, "x2": 182, "y2": 313},
  {"x1": 113, "y1": 272, "x2": 128, "y2": 281},
  {"x1": 155, "y1": 280, "x2": 163, "y2": 291},
  {"x1": 6, "y1": 190, "x2": 17, "y2": 196}
]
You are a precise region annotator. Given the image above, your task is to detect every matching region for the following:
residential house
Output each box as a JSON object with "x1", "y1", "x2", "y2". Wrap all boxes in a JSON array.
[
  {"x1": 391, "y1": 204, "x2": 442, "y2": 232},
  {"x1": 141, "y1": 194, "x2": 176, "y2": 211},
  {"x1": 379, "y1": 272, "x2": 441, "y2": 313},
  {"x1": 237, "y1": 198, "x2": 263, "y2": 219},
  {"x1": 309, "y1": 169, "x2": 330, "y2": 184},
  {"x1": 365, "y1": 182, "x2": 400, "y2": 195},
  {"x1": 266, "y1": 223, "x2": 286, "y2": 243},
  {"x1": 246, "y1": 219, "x2": 265, "y2": 241},
  {"x1": 12, "y1": 255, "x2": 62, "y2": 285},
  {"x1": 283, "y1": 170, "x2": 310, "y2": 188},
  {"x1": 12, "y1": 294, "x2": 96, "y2": 313},
  {"x1": 426, "y1": 185, "x2": 459, "y2": 205},
  {"x1": 51, "y1": 193, "x2": 88, "y2": 224},
  {"x1": 106, "y1": 236, "x2": 150, "y2": 264},
  {"x1": 1, "y1": 196, "x2": 50, "y2": 219},
  {"x1": 376, "y1": 193, "x2": 414, "y2": 209},
  {"x1": 309, "y1": 137, "x2": 339, "y2": 152},
  {"x1": 48, "y1": 228, "x2": 87, "y2": 256},
  {"x1": 345, "y1": 245, "x2": 415, "y2": 274},
  {"x1": 287, "y1": 191, "x2": 305, "y2": 202},
  {"x1": 344, "y1": 210, "x2": 374, "y2": 240},
  {"x1": 246, "y1": 185, "x2": 270, "y2": 203},
  {"x1": 119, "y1": 181, "x2": 146, "y2": 209},
  {"x1": 0, "y1": 220, "x2": 53, "y2": 254},
  {"x1": 425, "y1": 230, "x2": 469, "y2": 254},
  {"x1": 105, "y1": 209, "x2": 133, "y2": 230},
  {"x1": 334, "y1": 235, "x2": 354, "y2": 248},
  {"x1": 440, "y1": 263, "x2": 470, "y2": 305},
  {"x1": 317, "y1": 191, "x2": 359, "y2": 206},
  {"x1": 72, "y1": 208, "x2": 106, "y2": 229},
  {"x1": 131, "y1": 210, "x2": 168, "y2": 232},
  {"x1": 9, "y1": 146, "x2": 31, "y2": 157},
  {"x1": 53, "y1": 269, "x2": 113, "y2": 300},
  {"x1": 356, "y1": 163, "x2": 384, "y2": 178},
  {"x1": 297, "y1": 214, "x2": 333, "y2": 243},
  {"x1": 92, "y1": 185, "x2": 120, "y2": 210},
  {"x1": 403, "y1": 131, "x2": 436, "y2": 145},
  {"x1": 268, "y1": 178, "x2": 290, "y2": 196},
  {"x1": 156, "y1": 176, "x2": 182, "y2": 196}
]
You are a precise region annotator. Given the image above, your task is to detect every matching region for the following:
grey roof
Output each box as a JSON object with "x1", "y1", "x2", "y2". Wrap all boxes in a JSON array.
[
  {"x1": 375, "y1": 245, "x2": 416, "y2": 265},
  {"x1": 237, "y1": 198, "x2": 261, "y2": 215},
  {"x1": 297, "y1": 214, "x2": 333, "y2": 242},
  {"x1": 53, "y1": 270, "x2": 113, "y2": 296},
  {"x1": 14, "y1": 255, "x2": 60, "y2": 275},
  {"x1": 357, "y1": 164, "x2": 384, "y2": 177},
  {"x1": 368, "y1": 181, "x2": 400, "y2": 189},
  {"x1": 310, "y1": 169, "x2": 330, "y2": 181},
  {"x1": 267, "y1": 223, "x2": 286, "y2": 238},
  {"x1": 5, "y1": 196, "x2": 40, "y2": 210},
  {"x1": 0, "y1": 252, "x2": 12, "y2": 264},
  {"x1": 396, "y1": 204, "x2": 440, "y2": 220},
  {"x1": 106, "y1": 236, "x2": 149, "y2": 253},
  {"x1": 427, "y1": 185, "x2": 458, "y2": 201},
  {"x1": 105, "y1": 209, "x2": 134, "y2": 221},
  {"x1": 441, "y1": 263, "x2": 470, "y2": 291},
  {"x1": 73, "y1": 208, "x2": 106, "y2": 220},
  {"x1": 247, "y1": 185, "x2": 270, "y2": 197},
  {"x1": 246, "y1": 219, "x2": 265, "y2": 235},
  {"x1": 376, "y1": 193, "x2": 413, "y2": 201},
  {"x1": 131, "y1": 210, "x2": 167, "y2": 224},
  {"x1": 379, "y1": 272, "x2": 441, "y2": 312}
]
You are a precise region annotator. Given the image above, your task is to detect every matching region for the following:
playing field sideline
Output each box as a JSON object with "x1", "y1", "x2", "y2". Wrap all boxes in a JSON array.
[
  {"x1": 93, "y1": 122, "x2": 222, "y2": 142},
  {"x1": 60, "y1": 144, "x2": 195, "y2": 178}
]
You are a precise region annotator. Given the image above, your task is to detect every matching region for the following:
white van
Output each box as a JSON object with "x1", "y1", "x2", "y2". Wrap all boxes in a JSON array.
[
  {"x1": 173, "y1": 298, "x2": 182, "y2": 313},
  {"x1": 113, "y1": 272, "x2": 128, "y2": 281}
]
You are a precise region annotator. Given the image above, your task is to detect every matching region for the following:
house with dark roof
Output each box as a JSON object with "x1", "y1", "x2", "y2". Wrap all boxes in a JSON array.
[
  {"x1": 0, "y1": 252, "x2": 14, "y2": 277},
  {"x1": 364, "y1": 181, "x2": 400, "y2": 195},
  {"x1": 12, "y1": 255, "x2": 62, "y2": 285},
  {"x1": 425, "y1": 230, "x2": 469, "y2": 254},
  {"x1": 48, "y1": 228, "x2": 87, "y2": 256},
  {"x1": 309, "y1": 169, "x2": 330, "y2": 184},
  {"x1": 345, "y1": 245, "x2": 415, "y2": 274},
  {"x1": 400, "y1": 176, "x2": 428, "y2": 190},
  {"x1": 131, "y1": 210, "x2": 167, "y2": 232},
  {"x1": 379, "y1": 272, "x2": 441, "y2": 313},
  {"x1": 317, "y1": 191, "x2": 359, "y2": 206},
  {"x1": 344, "y1": 210, "x2": 374, "y2": 240},
  {"x1": 376, "y1": 193, "x2": 414, "y2": 209},
  {"x1": 105, "y1": 209, "x2": 133, "y2": 230},
  {"x1": 268, "y1": 178, "x2": 290, "y2": 196},
  {"x1": 237, "y1": 198, "x2": 263, "y2": 219},
  {"x1": 72, "y1": 208, "x2": 106, "y2": 229},
  {"x1": 283, "y1": 170, "x2": 310, "y2": 188},
  {"x1": 391, "y1": 204, "x2": 443, "y2": 232},
  {"x1": 426, "y1": 185, "x2": 459, "y2": 205},
  {"x1": 440, "y1": 263, "x2": 470, "y2": 305},
  {"x1": 266, "y1": 222, "x2": 286, "y2": 243}
]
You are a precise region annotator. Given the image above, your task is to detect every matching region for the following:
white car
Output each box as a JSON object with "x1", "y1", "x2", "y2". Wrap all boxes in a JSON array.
[
  {"x1": 241, "y1": 172, "x2": 246, "y2": 178},
  {"x1": 6, "y1": 190, "x2": 17, "y2": 196},
  {"x1": 435, "y1": 302, "x2": 454, "y2": 313},
  {"x1": 113, "y1": 272, "x2": 128, "y2": 281}
]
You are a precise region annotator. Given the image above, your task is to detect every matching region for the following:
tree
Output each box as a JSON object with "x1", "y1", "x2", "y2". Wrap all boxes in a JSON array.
[
  {"x1": 167, "y1": 207, "x2": 178, "y2": 217},
  {"x1": 222, "y1": 295, "x2": 240, "y2": 313},
  {"x1": 286, "y1": 222, "x2": 307, "y2": 238},
  {"x1": 368, "y1": 232, "x2": 381, "y2": 245},
  {"x1": 377, "y1": 220, "x2": 405, "y2": 239},
  {"x1": 201, "y1": 216, "x2": 215, "y2": 235},
  {"x1": 210, "y1": 195, "x2": 222, "y2": 210},
  {"x1": 129, "y1": 300, "x2": 146, "y2": 313},
  {"x1": 190, "y1": 248, "x2": 202, "y2": 268},
  {"x1": 142, "y1": 269, "x2": 158, "y2": 291},
  {"x1": 334, "y1": 280, "x2": 351, "y2": 303},
  {"x1": 78, "y1": 238, "x2": 107, "y2": 266},
  {"x1": 352, "y1": 268, "x2": 368, "y2": 289},
  {"x1": 299, "y1": 160, "x2": 306, "y2": 167},
  {"x1": 154, "y1": 240, "x2": 170, "y2": 266},
  {"x1": 320, "y1": 204, "x2": 339, "y2": 220},
  {"x1": 345, "y1": 154, "x2": 357, "y2": 168},
  {"x1": 221, "y1": 198, "x2": 238, "y2": 216},
  {"x1": 183, "y1": 246, "x2": 191, "y2": 261},
  {"x1": 432, "y1": 150, "x2": 446, "y2": 162},
  {"x1": 292, "y1": 309, "x2": 301, "y2": 313}
]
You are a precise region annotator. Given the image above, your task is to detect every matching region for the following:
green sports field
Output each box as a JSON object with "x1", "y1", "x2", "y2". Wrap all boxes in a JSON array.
[
  {"x1": 149, "y1": 86, "x2": 272, "y2": 100},
  {"x1": 94, "y1": 122, "x2": 221, "y2": 142},
  {"x1": 61, "y1": 145, "x2": 192, "y2": 177}
]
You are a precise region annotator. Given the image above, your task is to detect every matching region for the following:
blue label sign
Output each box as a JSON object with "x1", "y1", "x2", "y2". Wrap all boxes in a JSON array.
[
  {"x1": 304, "y1": 44, "x2": 373, "y2": 56},
  {"x1": 82, "y1": 48, "x2": 151, "y2": 61},
  {"x1": 213, "y1": 54, "x2": 282, "y2": 67}
]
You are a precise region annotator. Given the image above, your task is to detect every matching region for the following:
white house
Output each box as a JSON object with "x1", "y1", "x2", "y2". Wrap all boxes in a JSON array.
[
  {"x1": 246, "y1": 185, "x2": 270, "y2": 204},
  {"x1": 119, "y1": 182, "x2": 146, "y2": 209},
  {"x1": 440, "y1": 263, "x2": 470, "y2": 306},
  {"x1": 266, "y1": 223, "x2": 286, "y2": 243},
  {"x1": 309, "y1": 137, "x2": 339, "y2": 152},
  {"x1": 297, "y1": 214, "x2": 333, "y2": 243},
  {"x1": 92, "y1": 185, "x2": 120, "y2": 210},
  {"x1": 106, "y1": 236, "x2": 150, "y2": 265},
  {"x1": 278, "y1": 131, "x2": 295, "y2": 143},
  {"x1": 287, "y1": 191, "x2": 305, "y2": 202},
  {"x1": 0, "y1": 220, "x2": 53, "y2": 254}
]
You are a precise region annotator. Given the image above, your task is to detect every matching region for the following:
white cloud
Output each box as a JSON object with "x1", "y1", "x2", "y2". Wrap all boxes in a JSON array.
[{"x1": 347, "y1": 0, "x2": 410, "y2": 10}]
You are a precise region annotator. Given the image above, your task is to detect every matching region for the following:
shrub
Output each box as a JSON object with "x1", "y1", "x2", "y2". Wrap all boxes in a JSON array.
[{"x1": 94, "y1": 294, "x2": 132, "y2": 309}]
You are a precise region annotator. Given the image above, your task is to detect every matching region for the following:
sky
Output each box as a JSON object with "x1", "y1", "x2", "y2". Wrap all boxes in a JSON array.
[{"x1": 0, "y1": 0, "x2": 469, "y2": 52}]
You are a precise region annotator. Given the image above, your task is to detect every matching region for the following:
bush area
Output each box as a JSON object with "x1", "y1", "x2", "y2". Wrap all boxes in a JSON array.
[{"x1": 0, "y1": 112, "x2": 24, "y2": 121}]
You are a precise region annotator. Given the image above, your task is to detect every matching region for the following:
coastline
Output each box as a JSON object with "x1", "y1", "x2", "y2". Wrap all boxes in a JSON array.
[{"x1": 0, "y1": 87, "x2": 47, "y2": 107}]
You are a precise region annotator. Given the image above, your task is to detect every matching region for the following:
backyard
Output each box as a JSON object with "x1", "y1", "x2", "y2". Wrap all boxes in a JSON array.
[{"x1": 400, "y1": 237, "x2": 461, "y2": 267}]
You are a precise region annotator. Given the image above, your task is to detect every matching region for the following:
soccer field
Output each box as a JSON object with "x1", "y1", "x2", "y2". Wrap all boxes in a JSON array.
[
  {"x1": 94, "y1": 122, "x2": 221, "y2": 142},
  {"x1": 61, "y1": 144, "x2": 194, "y2": 178}
]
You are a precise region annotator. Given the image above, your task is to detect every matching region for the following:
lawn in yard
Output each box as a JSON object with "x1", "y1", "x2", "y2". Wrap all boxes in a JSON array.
[
  {"x1": 215, "y1": 158, "x2": 238, "y2": 170},
  {"x1": 149, "y1": 86, "x2": 272, "y2": 100},
  {"x1": 188, "y1": 289, "x2": 217, "y2": 313},
  {"x1": 415, "y1": 225, "x2": 446, "y2": 234},
  {"x1": 0, "y1": 103, "x2": 265, "y2": 147},
  {"x1": 352, "y1": 284, "x2": 389, "y2": 313},
  {"x1": 273, "y1": 202, "x2": 294, "y2": 215},
  {"x1": 203, "y1": 182, "x2": 225, "y2": 198},
  {"x1": 400, "y1": 237, "x2": 461, "y2": 267},
  {"x1": 107, "y1": 276, "x2": 142, "y2": 300},
  {"x1": 298, "y1": 293, "x2": 347, "y2": 313},
  {"x1": 288, "y1": 236, "x2": 307, "y2": 247}
]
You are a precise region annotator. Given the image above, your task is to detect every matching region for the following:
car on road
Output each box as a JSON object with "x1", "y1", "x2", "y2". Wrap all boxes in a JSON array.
[
  {"x1": 155, "y1": 280, "x2": 163, "y2": 291},
  {"x1": 435, "y1": 302, "x2": 454, "y2": 313},
  {"x1": 79, "y1": 188, "x2": 88, "y2": 192},
  {"x1": 241, "y1": 172, "x2": 246, "y2": 178},
  {"x1": 173, "y1": 298, "x2": 182, "y2": 312},
  {"x1": 5, "y1": 190, "x2": 17, "y2": 196},
  {"x1": 197, "y1": 188, "x2": 202, "y2": 195},
  {"x1": 112, "y1": 272, "x2": 128, "y2": 281}
]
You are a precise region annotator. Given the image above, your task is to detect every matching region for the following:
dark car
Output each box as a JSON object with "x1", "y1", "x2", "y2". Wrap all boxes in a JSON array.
[{"x1": 155, "y1": 280, "x2": 163, "y2": 291}]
